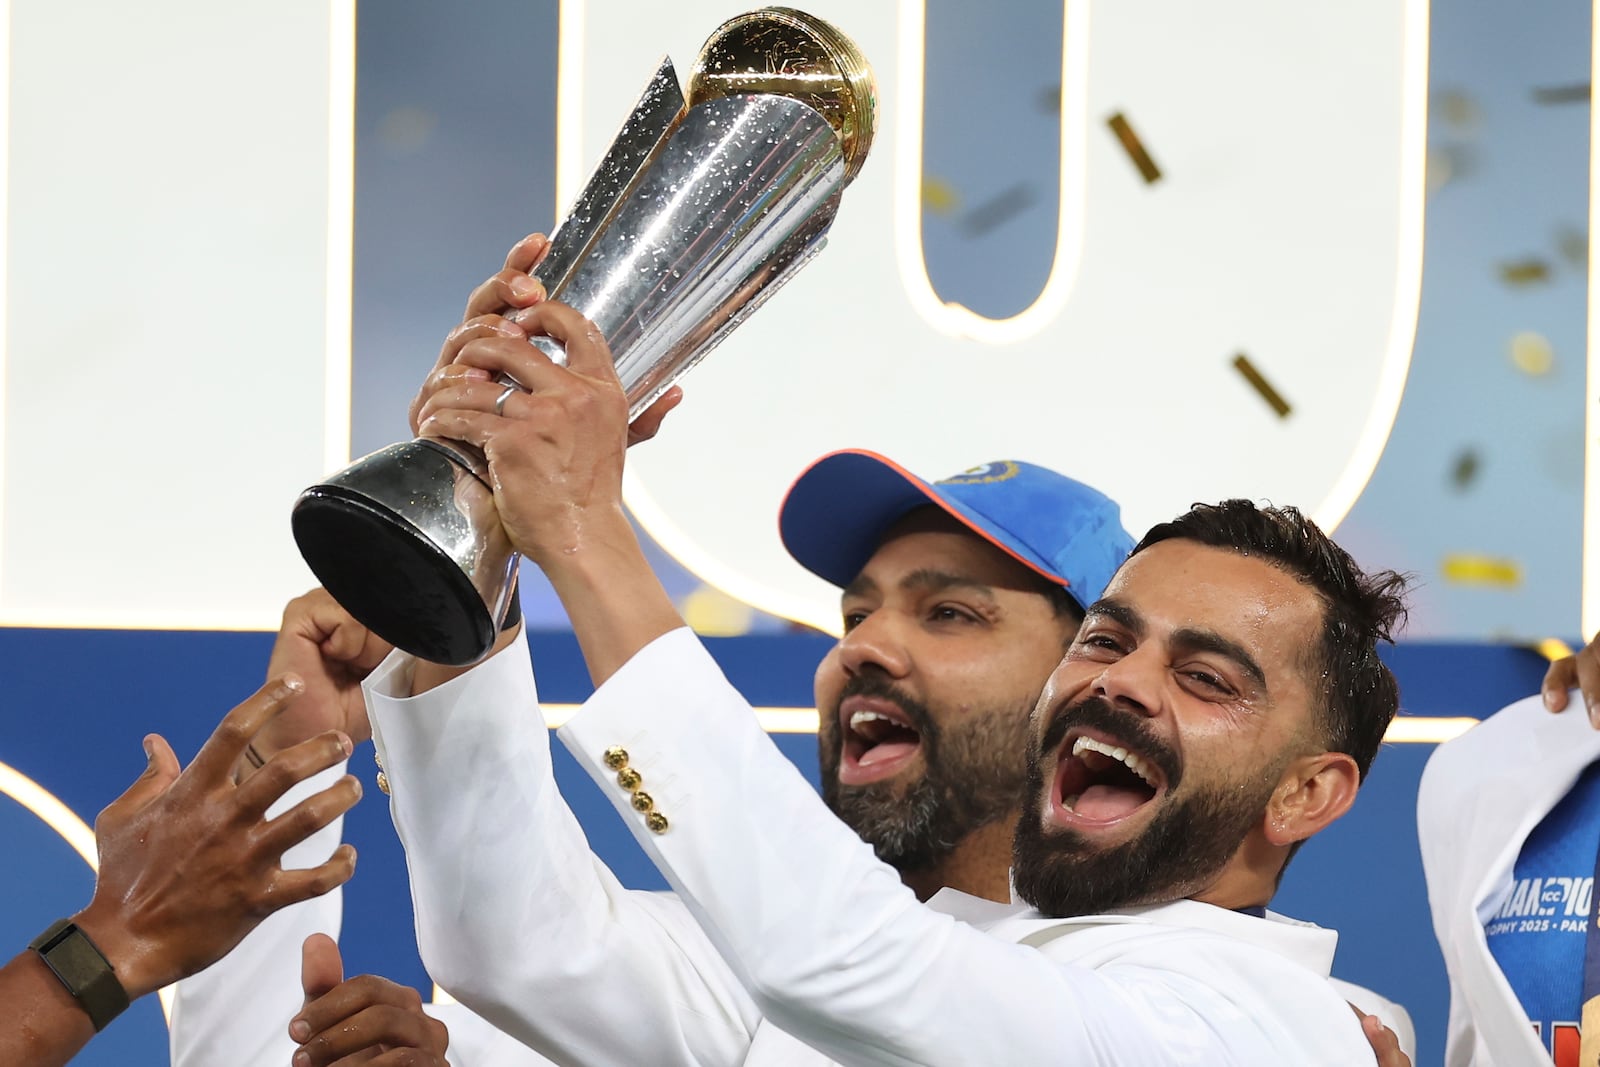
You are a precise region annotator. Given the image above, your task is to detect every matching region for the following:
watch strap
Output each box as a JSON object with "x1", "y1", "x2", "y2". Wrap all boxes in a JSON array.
[{"x1": 29, "y1": 918, "x2": 130, "y2": 1031}]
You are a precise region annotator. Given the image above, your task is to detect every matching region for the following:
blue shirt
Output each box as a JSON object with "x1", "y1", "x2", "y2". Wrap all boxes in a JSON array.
[{"x1": 1485, "y1": 759, "x2": 1600, "y2": 1065}]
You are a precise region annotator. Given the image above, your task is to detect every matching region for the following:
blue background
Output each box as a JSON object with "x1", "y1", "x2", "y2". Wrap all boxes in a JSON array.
[{"x1": 0, "y1": 625, "x2": 1564, "y2": 1065}]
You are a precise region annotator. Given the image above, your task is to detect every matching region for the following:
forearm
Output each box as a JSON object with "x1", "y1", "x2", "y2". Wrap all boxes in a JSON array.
[
  {"x1": 0, "y1": 949, "x2": 97, "y2": 1066},
  {"x1": 369, "y1": 634, "x2": 757, "y2": 1065},
  {"x1": 535, "y1": 506, "x2": 683, "y2": 688}
]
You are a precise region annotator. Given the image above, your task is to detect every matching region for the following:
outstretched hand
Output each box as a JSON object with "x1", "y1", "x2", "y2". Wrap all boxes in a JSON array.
[
  {"x1": 72, "y1": 677, "x2": 360, "y2": 1001},
  {"x1": 291, "y1": 934, "x2": 450, "y2": 1066},
  {"x1": 1543, "y1": 631, "x2": 1600, "y2": 727}
]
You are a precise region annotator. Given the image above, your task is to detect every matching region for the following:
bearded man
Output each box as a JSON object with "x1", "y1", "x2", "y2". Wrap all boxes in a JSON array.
[{"x1": 368, "y1": 293, "x2": 1414, "y2": 1064}]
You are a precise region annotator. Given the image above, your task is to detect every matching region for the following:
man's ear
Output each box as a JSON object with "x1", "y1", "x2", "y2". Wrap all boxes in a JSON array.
[{"x1": 1264, "y1": 752, "x2": 1361, "y2": 847}]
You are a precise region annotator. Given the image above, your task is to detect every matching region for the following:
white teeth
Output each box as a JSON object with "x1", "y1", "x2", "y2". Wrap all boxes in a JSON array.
[
  {"x1": 1070, "y1": 736, "x2": 1158, "y2": 788},
  {"x1": 1063, "y1": 794, "x2": 1081, "y2": 811},
  {"x1": 850, "y1": 710, "x2": 891, "y2": 731}
]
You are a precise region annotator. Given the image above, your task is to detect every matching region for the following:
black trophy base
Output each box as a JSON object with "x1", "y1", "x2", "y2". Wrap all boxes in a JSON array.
[{"x1": 291, "y1": 486, "x2": 496, "y2": 666}]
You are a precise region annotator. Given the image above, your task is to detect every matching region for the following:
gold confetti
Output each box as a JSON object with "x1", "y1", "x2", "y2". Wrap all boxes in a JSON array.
[
  {"x1": 1508, "y1": 331, "x2": 1555, "y2": 376},
  {"x1": 1449, "y1": 448, "x2": 1481, "y2": 490},
  {"x1": 922, "y1": 175, "x2": 959, "y2": 216},
  {"x1": 1556, "y1": 226, "x2": 1588, "y2": 269},
  {"x1": 1441, "y1": 555, "x2": 1523, "y2": 587},
  {"x1": 1106, "y1": 112, "x2": 1162, "y2": 184},
  {"x1": 1231, "y1": 354, "x2": 1291, "y2": 419},
  {"x1": 1534, "y1": 637, "x2": 1575, "y2": 661},
  {"x1": 681, "y1": 584, "x2": 754, "y2": 636},
  {"x1": 1498, "y1": 259, "x2": 1552, "y2": 286},
  {"x1": 1435, "y1": 90, "x2": 1482, "y2": 132},
  {"x1": 959, "y1": 183, "x2": 1038, "y2": 238}
]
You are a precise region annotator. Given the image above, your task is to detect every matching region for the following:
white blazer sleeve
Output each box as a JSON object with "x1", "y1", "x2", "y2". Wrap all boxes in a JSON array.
[
  {"x1": 168, "y1": 763, "x2": 347, "y2": 1067},
  {"x1": 366, "y1": 628, "x2": 761, "y2": 1067},
  {"x1": 558, "y1": 628, "x2": 1376, "y2": 1067}
]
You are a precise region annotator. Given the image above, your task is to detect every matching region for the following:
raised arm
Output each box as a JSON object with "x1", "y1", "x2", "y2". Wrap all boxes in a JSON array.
[
  {"x1": 366, "y1": 622, "x2": 758, "y2": 1067},
  {"x1": 171, "y1": 589, "x2": 384, "y2": 1066},
  {"x1": 416, "y1": 301, "x2": 1376, "y2": 1066}
]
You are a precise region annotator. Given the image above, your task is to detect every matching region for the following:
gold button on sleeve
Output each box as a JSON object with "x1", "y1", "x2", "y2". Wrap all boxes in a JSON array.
[
  {"x1": 603, "y1": 746, "x2": 630, "y2": 770},
  {"x1": 645, "y1": 811, "x2": 669, "y2": 834},
  {"x1": 630, "y1": 791, "x2": 654, "y2": 812},
  {"x1": 376, "y1": 771, "x2": 391, "y2": 796},
  {"x1": 617, "y1": 767, "x2": 643, "y2": 791}
]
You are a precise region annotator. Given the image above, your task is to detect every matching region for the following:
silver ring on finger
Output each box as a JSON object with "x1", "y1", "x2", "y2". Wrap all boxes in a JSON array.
[{"x1": 493, "y1": 384, "x2": 518, "y2": 418}]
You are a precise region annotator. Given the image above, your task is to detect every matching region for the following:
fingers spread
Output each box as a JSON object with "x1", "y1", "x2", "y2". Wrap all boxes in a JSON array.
[
  {"x1": 189, "y1": 675, "x2": 308, "y2": 785},
  {"x1": 259, "y1": 773, "x2": 363, "y2": 856},
  {"x1": 275, "y1": 843, "x2": 358, "y2": 908},
  {"x1": 235, "y1": 732, "x2": 355, "y2": 818},
  {"x1": 102, "y1": 734, "x2": 182, "y2": 818}
]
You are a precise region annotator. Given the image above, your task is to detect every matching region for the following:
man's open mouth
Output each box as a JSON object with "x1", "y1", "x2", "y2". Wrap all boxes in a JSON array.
[
  {"x1": 1050, "y1": 729, "x2": 1167, "y2": 829},
  {"x1": 839, "y1": 696, "x2": 923, "y2": 786}
]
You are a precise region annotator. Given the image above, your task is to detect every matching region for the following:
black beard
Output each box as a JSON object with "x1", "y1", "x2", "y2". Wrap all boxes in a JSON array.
[
  {"x1": 820, "y1": 670, "x2": 1034, "y2": 873},
  {"x1": 1011, "y1": 696, "x2": 1280, "y2": 918}
]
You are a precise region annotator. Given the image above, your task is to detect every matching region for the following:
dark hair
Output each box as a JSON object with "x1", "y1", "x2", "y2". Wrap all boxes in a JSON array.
[
  {"x1": 1131, "y1": 500, "x2": 1410, "y2": 781},
  {"x1": 1042, "y1": 582, "x2": 1086, "y2": 626}
]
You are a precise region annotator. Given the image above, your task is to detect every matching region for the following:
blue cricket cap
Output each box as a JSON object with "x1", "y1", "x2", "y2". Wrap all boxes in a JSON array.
[{"x1": 779, "y1": 449, "x2": 1135, "y2": 612}]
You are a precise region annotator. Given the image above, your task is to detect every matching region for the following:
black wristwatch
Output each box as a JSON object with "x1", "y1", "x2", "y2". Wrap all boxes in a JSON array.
[{"x1": 29, "y1": 919, "x2": 131, "y2": 1031}]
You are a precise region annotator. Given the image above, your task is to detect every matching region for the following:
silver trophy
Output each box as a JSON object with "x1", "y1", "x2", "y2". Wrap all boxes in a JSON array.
[{"x1": 291, "y1": 7, "x2": 876, "y2": 665}]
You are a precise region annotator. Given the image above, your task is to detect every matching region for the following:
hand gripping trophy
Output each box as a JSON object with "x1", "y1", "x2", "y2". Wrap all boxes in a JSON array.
[{"x1": 291, "y1": 7, "x2": 875, "y2": 665}]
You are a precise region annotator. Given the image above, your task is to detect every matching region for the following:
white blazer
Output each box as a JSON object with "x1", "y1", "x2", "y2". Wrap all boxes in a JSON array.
[
  {"x1": 1419, "y1": 691, "x2": 1600, "y2": 1066},
  {"x1": 368, "y1": 627, "x2": 1392, "y2": 1066}
]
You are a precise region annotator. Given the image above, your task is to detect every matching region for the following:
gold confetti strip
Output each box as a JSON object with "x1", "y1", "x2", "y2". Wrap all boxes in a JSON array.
[
  {"x1": 921, "y1": 175, "x2": 959, "y2": 216},
  {"x1": 1449, "y1": 448, "x2": 1481, "y2": 491},
  {"x1": 1508, "y1": 331, "x2": 1555, "y2": 376},
  {"x1": 959, "y1": 183, "x2": 1038, "y2": 238},
  {"x1": 1106, "y1": 112, "x2": 1161, "y2": 184},
  {"x1": 1231, "y1": 354, "x2": 1291, "y2": 419},
  {"x1": 1441, "y1": 554, "x2": 1523, "y2": 587},
  {"x1": 1533, "y1": 83, "x2": 1591, "y2": 106},
  {"x1": 1498, "y1": 259, "x2": 1552, "y2": 286},
  {"x1": 1535, "y1": 637, "x2": 1576, "y2": 662}
]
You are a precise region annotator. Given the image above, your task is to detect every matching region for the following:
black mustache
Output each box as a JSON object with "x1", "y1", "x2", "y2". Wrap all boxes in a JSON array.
[{"x1": 1039, "y1": 696, "x2": 1181, "y2": 789}]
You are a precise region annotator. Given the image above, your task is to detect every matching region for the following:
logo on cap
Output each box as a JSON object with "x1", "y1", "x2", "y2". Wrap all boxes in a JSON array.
[{"x1": 936, "y1": 461, "x2": 1020, "y2": 486}]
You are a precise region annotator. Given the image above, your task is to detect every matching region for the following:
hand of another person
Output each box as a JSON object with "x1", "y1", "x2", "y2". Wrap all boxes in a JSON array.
[
  {"x1": 1543, "y1": 630, "x2": 1600, "y2": 726},
  {"x1": 239, "y1": 589, "x2": 394, "y2": 775},
  {"x1": 412, "y1": 232, "x2": 680, "y2": 447},
  {"x1": 290, "y1": 934, "x2": 450, "y2": 1066},
  {"x1": 1353, "y1": 1006, "x2": 1410, "y2": 1067},
  {"x1": 72, "y1": 676, "x2": 360, "y2": 1001}
]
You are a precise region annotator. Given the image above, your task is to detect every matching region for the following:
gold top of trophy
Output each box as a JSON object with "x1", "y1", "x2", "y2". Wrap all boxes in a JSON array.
[{"x1": 688, "y1": 7, "x2": 876, "y2": 185}]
